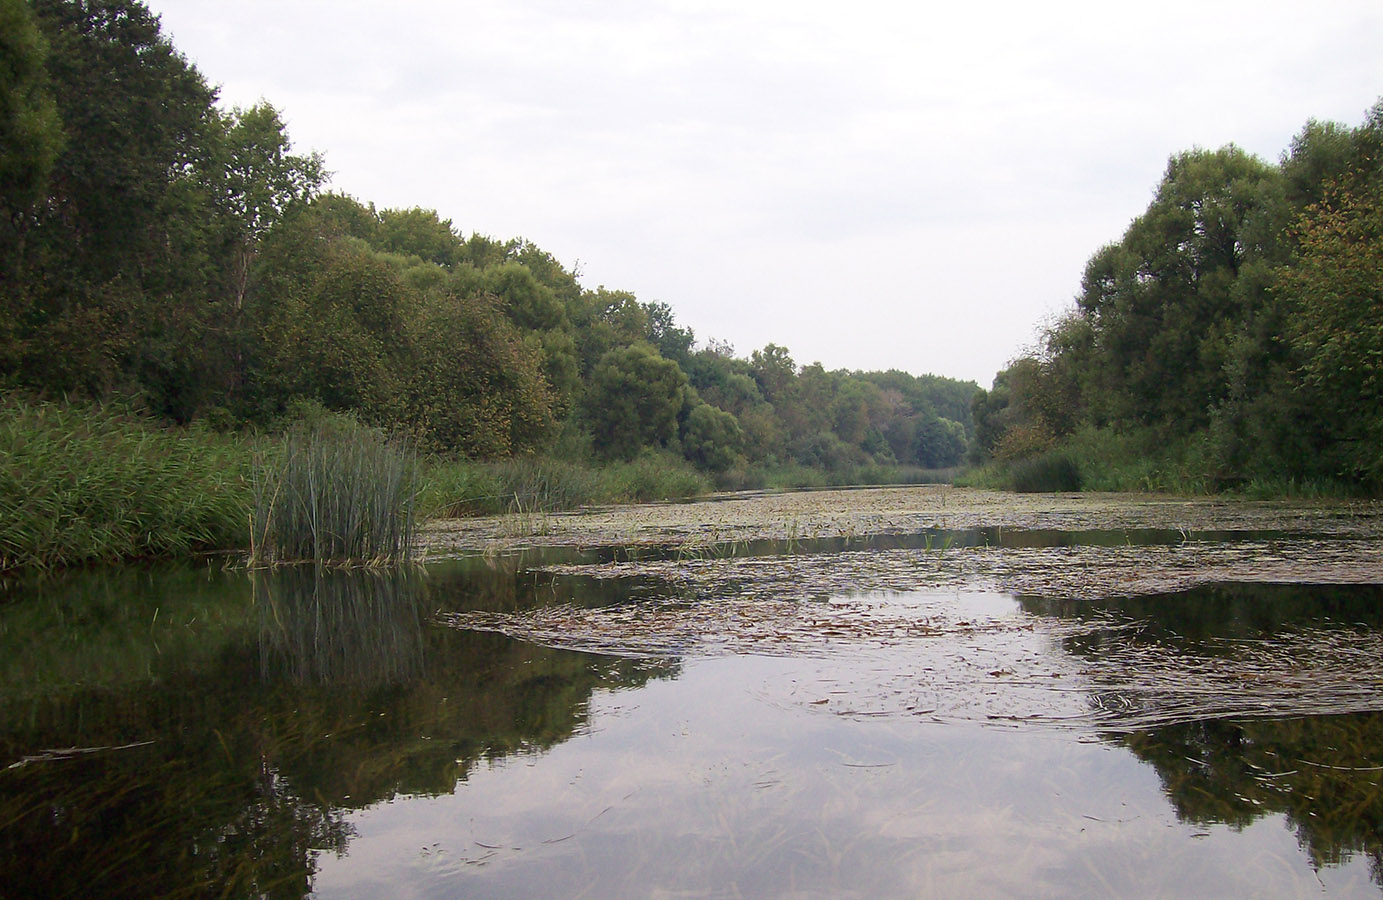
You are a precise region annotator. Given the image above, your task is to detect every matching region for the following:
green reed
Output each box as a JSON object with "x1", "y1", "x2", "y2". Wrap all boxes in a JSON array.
[
  {"x1": 0, "y1": 398, "x2": 252, "y2": 570},
  {"x1": 249, "y1": 421, "x2": 418, "y2": 566},
  {"x1": 419, "y1": 452, "x2": 711, "y2": 519}
]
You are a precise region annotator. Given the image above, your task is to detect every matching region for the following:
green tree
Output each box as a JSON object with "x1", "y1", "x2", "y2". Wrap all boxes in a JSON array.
[
  {"x1": 0, "y1": 0, "x2": 63, "y2": 228},
  {"x1": 644, "y1": 300, "x2": 695, "y2": 366},
  {"x1": 404, "y1": 289, "x2": 557, "y2": 457},
  {"x1": 680, "y1": 401, "x2": 744, "y2": 471},
  {"x1": 1, "y1": 0, "x2": 219, "y2": 399},
  {"x1": 209, "y1": 101, "x2": 326, "y2": 313},
  {"x1": 1278, "y1": 134, "x2": 1383, "y2": 483},
  {"x1": 1073, "y1": 147, "x2": 1281, "y2": 429},
  {"x1": 30, "y1": 0, "x2": 217, "y2": 282},
  {"x1": 242, "y1": 217, "x2": 409, "y2": 424},
  {"x1": 913, "y1": 413, "x2": 967, "y2": 468},
  {"x1": 376, "y1": 207, "x2": 461, "y2": 267},
  {"x1": 571, "y1": 287, "x2": 650, "y2": 376},
  {"x1": 583, "y1": 343, "x2": 687, "y2": 460}
]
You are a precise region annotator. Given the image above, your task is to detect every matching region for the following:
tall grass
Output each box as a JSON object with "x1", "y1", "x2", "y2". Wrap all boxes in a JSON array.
[
  {"x1": 1007, "y1": 451, "x2": 1083, "y2": 493},
  {"x1": 958, "y1": 425, "x2": 1363, "y2": 497},
  {"x1": 249, "y1": 421, "x2": 418, "y2": 566},
  {"x1": 418, "y1": 452, "x2": 712, "y2": 518},
  {"x1": 0, "y1": 398, "x2": 253, "y2": 570}
]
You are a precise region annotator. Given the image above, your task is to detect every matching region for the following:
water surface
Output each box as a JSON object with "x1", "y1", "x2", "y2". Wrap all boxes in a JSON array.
[{"x1": 3, "y1": 540, "x2": 1383, "y2": 898}]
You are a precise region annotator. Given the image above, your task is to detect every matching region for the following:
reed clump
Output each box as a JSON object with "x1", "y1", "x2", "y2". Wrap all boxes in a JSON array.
[
  {"x1": 0, "y1": 398, "x2": 252, "y2": 570},
  {"x1": 250, "y1": 420, "x2": 418, "y2": 566},
  {"x1": 1008, "y1": 451, "x2": 1083, "y2": 493},
  {"x1": 418, "y1": 452, "x2": 711, "y2": 519}
]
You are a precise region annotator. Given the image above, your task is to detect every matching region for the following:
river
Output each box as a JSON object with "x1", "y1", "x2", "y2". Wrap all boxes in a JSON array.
[{"x1": 3, "y1": 486, "x2": 1383, "y2": 898}]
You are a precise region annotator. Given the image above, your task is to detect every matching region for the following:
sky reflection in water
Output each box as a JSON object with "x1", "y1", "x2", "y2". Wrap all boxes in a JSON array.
[{"x1": 314, "y1": 649, "x2": 1380, "y2": 899}]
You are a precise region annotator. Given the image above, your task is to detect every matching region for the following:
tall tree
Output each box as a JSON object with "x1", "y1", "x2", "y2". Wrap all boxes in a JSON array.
[
  {"x1": 30, "y1": 0, "x2": 216, "y2": 282},
  {"x1": 1278, "y1": 106, "x2": 1383, "y2": 483},
  {"x1": 209, "y1": 102, "x2": 326, "y2": 314},
  {"x1": 1072, "y1": 147, "x2": 1281, "y2": 429},
  {"x1": 583, "y1": 343, "x2": 687, "y2": 460},
  {"x1": 0, "y1": 0, "x2": 63, "y2": 230},
  {"x1": 5, "y1": 0, "x2": 218, "y2": 397}
]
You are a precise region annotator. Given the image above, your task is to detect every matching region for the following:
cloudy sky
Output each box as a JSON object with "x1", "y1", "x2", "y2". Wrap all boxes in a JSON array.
[{"x1": 144, "y1": 0, "x2": 1382, "y2": 386}]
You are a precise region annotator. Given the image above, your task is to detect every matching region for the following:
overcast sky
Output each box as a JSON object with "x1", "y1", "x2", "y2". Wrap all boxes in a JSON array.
[{"x1": 144, "y1": 0, "x2": 1382, "y2": 386}]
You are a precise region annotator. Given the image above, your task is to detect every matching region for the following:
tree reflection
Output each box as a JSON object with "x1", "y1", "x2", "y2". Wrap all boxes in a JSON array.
[
  {"x1": 1124, "y1": 714, "x2": 1383, "y2": 884},
  {"x1": 1021, "y1": 582, "x2": 1383, "y2": 651},
  {"x1": 1025, "y1": 583, "x2": 1383, "y2": 888},
  {"x1": 0, "y1": 561, "x2": 675, "y2": 899}
]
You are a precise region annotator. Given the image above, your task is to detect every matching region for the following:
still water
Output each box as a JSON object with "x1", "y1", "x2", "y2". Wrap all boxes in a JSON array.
[{"x1": 2, "y1": 548, "x2": 1383, "y2": 898}]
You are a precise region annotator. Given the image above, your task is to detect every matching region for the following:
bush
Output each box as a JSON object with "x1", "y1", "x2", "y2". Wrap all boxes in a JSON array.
[{"x1": 681, "y1": 404, "x2": 745, "y2": 471}]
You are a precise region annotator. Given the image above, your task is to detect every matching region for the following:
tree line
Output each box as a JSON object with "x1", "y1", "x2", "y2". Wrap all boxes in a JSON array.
[
  {"x1": 972, "y1": 101, "x2": 1383, "y2": 494},
  {"x1": 0, "y1": 0, "x2": 975, "y2": 481}
]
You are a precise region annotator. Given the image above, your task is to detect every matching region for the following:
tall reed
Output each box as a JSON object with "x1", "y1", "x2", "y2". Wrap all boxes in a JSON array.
[
  {"x1": 418, "y1": 452, "x2": 711, "y2": 519},
  {"x1": 249, "y1": 422, "x2": 418, "y2": 566},
  {"x1": 0, "y1": 398, "x2": 252, "y2": 570}
]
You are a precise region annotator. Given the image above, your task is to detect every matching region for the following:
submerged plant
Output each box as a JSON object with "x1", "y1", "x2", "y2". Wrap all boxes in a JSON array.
[{"x1": 249, "y1": 421, "x2": 418, "y2": 566}]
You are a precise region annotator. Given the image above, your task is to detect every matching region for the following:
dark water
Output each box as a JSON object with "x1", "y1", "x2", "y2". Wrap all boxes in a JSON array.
[{"x1": 3, "y1": 551, "x2": 1383, "y2": 898}]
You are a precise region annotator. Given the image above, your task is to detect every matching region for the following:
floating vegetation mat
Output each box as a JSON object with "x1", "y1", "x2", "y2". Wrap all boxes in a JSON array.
[
  {"x1": 531, "y1": 538, "x2": 1383, "y2": 601},
  {"x1": 422, "y1": 485, "x2": 1383, "y2": 557},
  {"x1": 444, "y1": 584, "x2": 1383, "y2": 734},
  {"x1": 436, "y1": 487, "x2": 1383, "y2": 733}
]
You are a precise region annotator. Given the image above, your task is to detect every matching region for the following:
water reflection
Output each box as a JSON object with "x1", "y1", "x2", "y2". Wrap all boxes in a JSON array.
[
  {"x1": 424, "y1": 552, "x2": 668, "y2": 612},
  {"x1": 1016, "y1": 584, "x2": 1383, "y2": 729},
  {"x1": 1021, "y1": 582, "x2": 1383, "y2": 649},
  {"x1": 0, "y1": 562, "x2": 674, "y2": 900},
  {"x1": 1126, "y1": 714, "x2": 1383, "y2": 882},
  {"x1": 1031, "y1": 583, "x2": 1383, "y2": 889},
  {"x1": 5, "y1": 560, "x2": 1383, "y2": 897},
  {"x1": 255, "y1": 566, "x2": 429, "y2": 685}
]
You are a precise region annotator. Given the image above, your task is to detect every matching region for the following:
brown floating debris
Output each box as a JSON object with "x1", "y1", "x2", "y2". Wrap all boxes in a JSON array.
[{"x1": 434, "y1": 486, "x2": 1383, "y2": 733}]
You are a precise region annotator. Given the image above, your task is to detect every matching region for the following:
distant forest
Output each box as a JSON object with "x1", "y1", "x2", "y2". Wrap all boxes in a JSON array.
[
  {"x1": 0, "y1": 0, "x2": 976, "y2": 480},
  {"x1": 972, "y1": 100, "x2": 1383, "y2": 495}
]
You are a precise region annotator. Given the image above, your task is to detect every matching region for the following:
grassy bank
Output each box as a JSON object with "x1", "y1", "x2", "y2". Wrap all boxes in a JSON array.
[
  {"x1": 2, "y1": 397, "x2": 971, "y2": 572},
  {"x1": 0, "y1": 399, "x2": 255, "y2": 570},
  {"x1": 960, "y1": 425, "x2": 1360, "y2": 498},
  {"x1": 418, "y1": 453, "x2": 713, "y2": 518},
  {"x1": 0, "y1": 399, "x2": 717, "y2": 570}
]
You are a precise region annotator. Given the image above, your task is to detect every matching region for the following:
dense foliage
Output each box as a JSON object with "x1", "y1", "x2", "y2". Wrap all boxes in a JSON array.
[
  {"x1": 972, "y1": 102, "x2": 1383, "y2": 495},
  {"x1": 0, "y1": 0, "x2": 975, "y2": 492}
]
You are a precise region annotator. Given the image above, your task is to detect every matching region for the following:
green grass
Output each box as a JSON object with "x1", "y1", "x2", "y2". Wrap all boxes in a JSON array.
[
  {"x1": 419, "y1": 452, "x2": 712, "y2": 518},
  {"x1": 960, "y1": 424, "x2": 1366, "y2": 498},
  {"x1": 1008, "y1": 451, "x2": 1082, "y2": 493},
  {"x1": 0, "y1": 398, "x2": 254, "y2": 570},
  {"x1": 249, "y1": 420, "x2": 419, "y2": 566}
]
